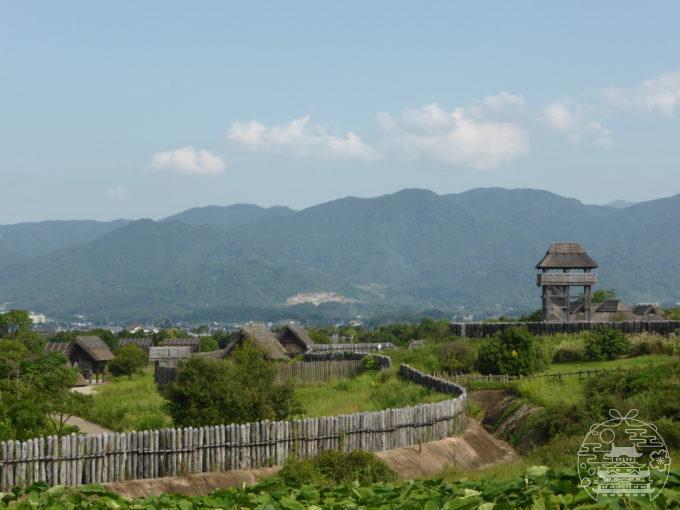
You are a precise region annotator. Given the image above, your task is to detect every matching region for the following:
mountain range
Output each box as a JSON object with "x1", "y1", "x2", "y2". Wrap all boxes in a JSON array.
[{"x1": 1, "y1": 188, "x2": 679, "y2": 322}]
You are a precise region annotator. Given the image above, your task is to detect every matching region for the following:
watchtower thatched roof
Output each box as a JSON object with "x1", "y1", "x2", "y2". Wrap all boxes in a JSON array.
[
  {"x1": 224, "y1": 324, "x2": 288, "y2": 360},
  {"x1": 535, "y1": 242, "x2": 598, "y2": 270},
  {"x1": 74, "y1": 336, "x2": 114, "y2": 362}
]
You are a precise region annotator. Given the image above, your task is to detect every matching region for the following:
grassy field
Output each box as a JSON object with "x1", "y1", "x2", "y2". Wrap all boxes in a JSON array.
[
  {"x1": 81, "y1": 366, "x2": 172, "y2": 432},
  {"x1": 295, "y1": 370, "x2": 448, "y2": 417},
  {"x1": 82, "y1": 367, "x2": 449, "y2": 431}
]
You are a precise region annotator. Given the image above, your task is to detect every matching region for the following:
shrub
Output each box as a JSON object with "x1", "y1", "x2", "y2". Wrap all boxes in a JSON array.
[
  {"x1": 475, "y1": 327, "x2": 547, "y2": 376},
  {"x1": 199, "y1": 336, "x2": 219, "y2": 352},
  {"x1": 361, "y1": 355, "x2": 378, "y2": 370},
  {"x1": 109, "y1": 344, "x2": 147, "y2": 379},
  {"x1": 552, "y1": 345, "x2": 585, "y2": 363},
  {"x1": 584, "y1": 327, "x2": 629, "y2": 361},
  {"x1": 277, "y1": 450, "x2": 396, "y2": 488},
  {"x1": 165, "y1": 341, "x2": 303, "y2": 426},
  {"x1": 629, "y1": 334, "x2": 678, "y2": 356},
  {"x1": 439, "y1": 341, "x2": 476, "y2": 373}
]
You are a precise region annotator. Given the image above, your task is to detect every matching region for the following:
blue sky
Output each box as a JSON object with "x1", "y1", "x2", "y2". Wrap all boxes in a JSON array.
[{"x1": 2, "y1": 1, "x2": 680, "y2": 223}]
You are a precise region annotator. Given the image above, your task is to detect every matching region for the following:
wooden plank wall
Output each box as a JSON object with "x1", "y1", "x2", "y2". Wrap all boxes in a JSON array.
[
  {"x1": 449, "y1": 320, "x2": 680, "y2": 338},
  {"x1": 307, "y1": 343, "x2": 395, "y2": 353},
  {"x1": 154, "y1": 357, "x2": 390, "y2": 387},
  {"x1": 0, "y1": 364, "x2": 466, "y2": 490}
]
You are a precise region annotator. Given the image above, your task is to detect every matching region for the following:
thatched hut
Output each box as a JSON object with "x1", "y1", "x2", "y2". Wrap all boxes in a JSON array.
[
  {"x1": 276, "y1": 323, "x2": 315, "y2": 357},
  {"x1": 223, "y1": 324, "x2": 288, "y2": 360},
  {"x1": 44, "y1": 335, "x2": 114, "y2": 382}
]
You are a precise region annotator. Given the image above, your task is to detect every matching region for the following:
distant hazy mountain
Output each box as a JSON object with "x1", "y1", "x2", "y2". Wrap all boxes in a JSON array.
[
  {"x1": 603, "y1": 199, "x2": 636, "y2": 209},
  {"x1": 1, "y1": 189, "x2": 679, "y2": 320},
  {"x1": 163, "y1": 204, "x2": 294, "y2": 228},
  {"x1": 0, "y1": 219, "x2": 131, "y2": 259}
]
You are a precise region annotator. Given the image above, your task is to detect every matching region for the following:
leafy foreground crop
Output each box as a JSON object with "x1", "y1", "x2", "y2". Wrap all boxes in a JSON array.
[{"x1": 2, "y1": 467, "x2": 679, "y2": 509}]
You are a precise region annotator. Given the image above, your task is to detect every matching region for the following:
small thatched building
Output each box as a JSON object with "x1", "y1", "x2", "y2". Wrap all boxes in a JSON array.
[
  {"x1": 44, "y1": 335, "x2": 114, "y2": 381},
  {"x1": 276, "y1": 323, "x2": 315, "y2": 357},
  {"x1": 159, "y1": 337, "x2": 201, "y2": 353},
  {"x1": 223, "y1": 324, "x2": 288, "y2": 360},
  {"x1": 117, "y1": 338, "x2": 153, "y2": 353}
]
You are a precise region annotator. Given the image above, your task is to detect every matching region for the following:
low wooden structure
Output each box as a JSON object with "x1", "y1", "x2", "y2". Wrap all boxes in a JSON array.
[
  {"x1": 158, "y1": 338, "x2": 201, "y2": 353},
  {"x1": 308, "y1": 342, "x2": 395, "y2": 353},
  {"x1": 449, "y1": 320, "x2": 680, "y2": 338},
  {"x1": 276, "y1": 324, "x2": 315, "y2": 357},
  {"x1": 44, "y1": 336, "x2": 114, "y2": 383},
  {"x1": 0, "y1": 363, "x2": 466, "y2": 490},
  {"x1": 148, "y1": 346, "x2": 191, "y2": 364}
]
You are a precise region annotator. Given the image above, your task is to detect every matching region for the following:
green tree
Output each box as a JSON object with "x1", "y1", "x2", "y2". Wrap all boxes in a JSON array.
[
  {"x1": 200, "y1": 336, "x2": 219, "y2": 352},
  {"x1": 584, "y1": 326, "x2": 629, "y2": 361},
  {"x1": 109, "y1": 344, "x2": 147, "y2": 379},
  {"x1": 0, "y1": 310, "x2": 32, "y2": 336},
  {"x1": 165, "y1": 342, "x2": 302, "y2": 426},
  {"x1": 476, "y1": 327, "x2": 547, "y2": 376},
  {"x1": 592, "y1": 289, "x2": 617, "y2": 303}
]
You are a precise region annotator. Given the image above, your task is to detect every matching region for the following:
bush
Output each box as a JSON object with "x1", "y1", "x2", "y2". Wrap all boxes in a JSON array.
[
  {"x1": 584, "y1": 327, "x2": 629, "y2": 360},
  {"x1": 199, "y1": 336, "x2": 219, "y2": 352},
  {"x1": 361, "y1": 355, "x2": 378, "y2": 370},
  {"x1": 277, "y1": 450, "x2": 396, "y2": 488},
  {"x1": 165, "y1": 341, "x2": 303, "y2": 426},
  {"x1": 439, "y1": 341, "x2": 476, "y2": 373},
  {"x1": 475, "y1": 327, "x2": 547, "y2": 376},
  {"x1": 109, "y1": 344, "x2": 147, "y2": 379},
  {"x1": 552, "y1": 345, "x2": 585, "y2": 363},
  {"x1": 628, "y1": 334, "x2": 678, "y2": 356}
]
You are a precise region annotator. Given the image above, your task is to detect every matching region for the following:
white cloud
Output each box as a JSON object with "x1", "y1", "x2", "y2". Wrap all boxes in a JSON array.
[
  {"x1": 150, "y1": 146, "x2": 225, "y2": 175},
  {"x1": 105, "y1": 186, "x2": 128, "y2": 202},
  {"x1": 478, "y1": 92, "x2": 526, "y2": 110},
  {"x1": 227, "y1": 115, "x2": 380, "y2": 161},
  {"x1": 603, "y1": 70, "x2": 680, "y2": 117},
  {"x1": 544, "y1": 102, "x2": 611, "y2": 148},
  {"x1": 377, "y1": 102, "x2": 529, "y2": 169}
]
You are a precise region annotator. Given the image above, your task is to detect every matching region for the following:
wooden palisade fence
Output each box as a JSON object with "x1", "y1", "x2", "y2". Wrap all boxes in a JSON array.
[
  {"x1": 307, "y1": 342, "x2": 395, "y2": 353},
  {"x1": 449, "y1": 320, "x2": 680, "y2": 338},
  {"x1": 155, "y1": 355, "x2": 392, "y2": 387},
  {"x1": 0, "y1": 363, "x2": 466, "y2": 490},
  {"x1": 437, "y1": 366, "x2": 629, "y2": 386}
]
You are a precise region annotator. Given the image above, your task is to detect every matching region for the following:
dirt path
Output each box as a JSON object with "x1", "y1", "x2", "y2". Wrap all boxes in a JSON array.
[
  {"x1": 51, "y1": 415, "x2": 113, "y2": 435},
  {"x1": 105, "y1": 418, "x2": 518, "y2": 497}
]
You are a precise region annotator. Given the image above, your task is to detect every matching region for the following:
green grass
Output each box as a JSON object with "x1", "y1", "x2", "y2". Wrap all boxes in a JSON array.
[
  {"x1": 544, "y1": 353, "x2": 670, "y2": 373},
  {"x1": 295, "y1": 370, "x2": 448, "y2": 417},
  {"x1": 82, "y1": 366, "x2": 172, "y2": 432}
]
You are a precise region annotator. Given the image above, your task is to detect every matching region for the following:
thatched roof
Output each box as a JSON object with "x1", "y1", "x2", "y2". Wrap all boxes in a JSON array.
[
  {"x1": 280, "y1": 324, "x2": 315, "y2": 348},
  {"x1": 535, "y1": 242, "x2": 598, "y2": 269},
  {"x1": 47, "y1": 337, "x2": 115, "y2": 362},
  {"x1": 45, "y1": 342, "x2": 73, "y2": 355},
  {"x1": 118, "y1": 338, "x2": 153, "y2": 350},
  {"x1": 633, "y1": 304, "x2": 664, "y2": 316},
  {"x1": 192, "y1": 348, "x2": 229, "y2": 359},
  {"x1": 159, "y1": 338, "x2": 201, "y2": 352},
  {"x1": 595, "y1": 300, "x2": 632, "y2": 313},
  {"x1": 74, "y1": 336, "x2": 115, "y2": 362},
  {"x1": 224, "y1": 324, "x2": 288, "y2": 360}
]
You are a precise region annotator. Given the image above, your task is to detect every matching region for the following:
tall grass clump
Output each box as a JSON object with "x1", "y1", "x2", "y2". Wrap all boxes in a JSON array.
[{"x1": 81, "y1": 367, "x2": 171, "y2": 431}]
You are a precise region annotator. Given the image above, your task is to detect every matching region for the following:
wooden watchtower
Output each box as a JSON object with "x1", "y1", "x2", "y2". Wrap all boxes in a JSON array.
[{"x1": 536, "y1": 242, "x2": 598, "y2": 321}]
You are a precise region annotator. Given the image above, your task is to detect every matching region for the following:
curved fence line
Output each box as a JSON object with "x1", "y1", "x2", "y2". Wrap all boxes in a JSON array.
[
  {"x1": 0, "y1": 363, "x2": 466, "y2": 490},
  {"x1": 450, "y1": 320, "x2": 680, "y2": 338}
]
